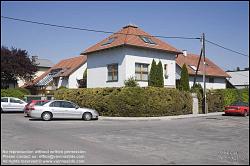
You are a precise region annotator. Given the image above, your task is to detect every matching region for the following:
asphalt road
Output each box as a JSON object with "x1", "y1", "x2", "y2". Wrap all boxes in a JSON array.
[{"x1": 1, "y1": 113, "x2": 249, "y2": 165}]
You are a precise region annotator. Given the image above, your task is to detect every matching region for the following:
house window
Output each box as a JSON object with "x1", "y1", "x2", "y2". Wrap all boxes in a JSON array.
[
  {"x1": 164, "y1": 64, "x2": 168, "y2": 79},
  {"x1": 102, "y1": 37, "x2": 116, "y2": 46},
  {"x1": 139, "y1": 36, "x2": 156, "y2": 45},
  {"x1": 135, "y1": 63, "x2": 149, "y2": 81},
  {"x1": 209, "y1": 77, "x2": 214, "y2": 83},
  {"x1": 107, "y1": 64, "x2": 118, "y2": 82}
]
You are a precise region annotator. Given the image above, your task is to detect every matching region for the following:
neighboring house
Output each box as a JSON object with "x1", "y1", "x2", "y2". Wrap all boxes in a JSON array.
[
  {"x1": 23, "y1": 56, "x2": 87, "y2": 95},
  {"x1": 176, "y1": 52, "x2": 230, "y2": 89},
  {"x1": 81, "y1": 24, "x2": 181, "y2": 88},
  {"x1": 226, "y1": 69, "x2": 249, "y2": 89},
  {"x1": 17, "y1": 56, "x2": 54, "y2": 87}
]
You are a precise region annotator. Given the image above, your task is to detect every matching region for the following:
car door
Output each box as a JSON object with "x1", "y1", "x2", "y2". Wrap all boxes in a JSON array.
[
  {"x1": 1, "y1": 97, "x2": 10, "y2": 112},
  {"x1": 49, "y1": 101, "x2": 66, "y2": 118},
  {"x1": 61, "y1": 101, "x2": 80, "y2": 118},
  {"x1": 9, "y1": 98, "x2": 25, "y2": 112}
]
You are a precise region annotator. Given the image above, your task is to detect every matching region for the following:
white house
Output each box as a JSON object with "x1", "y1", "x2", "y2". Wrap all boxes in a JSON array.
[
  {"x1": 81, "y1": 24, "x2": 181, "y2": 88},
  {"x1": 176, "y1": 52, "x2": 230, "y2": 89},
  {"x1": 24, "y1": 56, "x2": 87, "y2": 94},
  {"x1": 226, "y1": 69, "x2": 249, "y2": 89}
]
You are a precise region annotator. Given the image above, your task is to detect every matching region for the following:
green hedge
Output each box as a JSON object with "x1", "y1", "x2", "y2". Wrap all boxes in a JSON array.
[
  {"x1": 54, "y1": 87, "x2": 193, "y2": 117},
  {"x1": 207, "y1": 88, "x2": 249, "y2": 113},
  {"x1": 1, "y1": 88, "x2": 31, "y2": 99}
]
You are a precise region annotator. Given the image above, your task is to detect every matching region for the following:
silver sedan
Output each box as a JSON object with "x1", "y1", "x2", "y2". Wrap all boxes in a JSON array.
[{"x1": 29, "y1": 100, "x2": 99, "y2": 121}]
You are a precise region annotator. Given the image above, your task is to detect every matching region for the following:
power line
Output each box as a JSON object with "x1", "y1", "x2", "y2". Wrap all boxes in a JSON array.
[
  {"x1": 1, "y1": 16, "x2": 200, "y2": 40},
  {"x1": 2, "y1": 16, "x2": 248, "y2": 57},
  {"x1": 205, "y1": 39, "x2": 248, "y2": 57}
]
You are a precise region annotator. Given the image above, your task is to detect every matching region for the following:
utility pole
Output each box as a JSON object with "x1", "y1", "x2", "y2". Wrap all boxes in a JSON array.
[{"x1": 202, "y1": 33, "x2": 207, "y2": 114}]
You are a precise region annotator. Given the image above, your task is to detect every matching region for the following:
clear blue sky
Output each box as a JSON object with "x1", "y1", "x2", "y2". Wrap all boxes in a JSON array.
[{"x1": 1, "y1": 1, "x2": 249, "y2": 71}]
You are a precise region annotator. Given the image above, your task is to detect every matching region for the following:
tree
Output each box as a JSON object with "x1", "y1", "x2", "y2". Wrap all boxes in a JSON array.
[
  {"x1": 78, "y1": 69, "x2": 87, "y2": 88},
  {"x1": 1, "y1": 46, "x2": 37, "y2": 88},
  {"x1": 124, "y1": 77, "x2": 139, "y2": 87},
  {"x1": 148, "y1": 59, "x2": 157, "y2": 86},
  {"x1": 178, "y1": 64, "x2": 190, "y2": 91},
  {"x1": 156, "y1": 60, "x2": 164, "y2": 87}
]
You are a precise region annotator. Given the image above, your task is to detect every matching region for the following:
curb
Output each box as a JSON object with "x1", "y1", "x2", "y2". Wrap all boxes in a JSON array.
[{"x1": 99, "y1": 112, "x2": 224, "y2": 121}]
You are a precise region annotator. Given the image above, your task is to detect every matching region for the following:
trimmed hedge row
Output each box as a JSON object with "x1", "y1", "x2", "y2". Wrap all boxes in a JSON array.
[
  {"x1": 207, "y1": 88, "x2": 249, "y2": 113},
  {"x1": 54, "y1": 87, "x2": 193, "y2": 117},
  {"x1": 1, "y1": 88, "x2": 31, "y2": 99}
]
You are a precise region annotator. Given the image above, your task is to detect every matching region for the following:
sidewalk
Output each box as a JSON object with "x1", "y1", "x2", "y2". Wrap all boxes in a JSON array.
[{"x1": 99, "y1": 112, "x2": 224, "y2": 121}]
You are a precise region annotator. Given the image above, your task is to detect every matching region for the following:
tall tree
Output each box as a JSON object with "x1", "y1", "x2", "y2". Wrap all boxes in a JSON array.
[
  {"x1": 1, "y1": 46, "x2": 37, "y2": 88},
  {"x1": 179, "y1": 64, "x2": 190, "y2": 91},
  {"x1": 148, "y1": 59, "x2": 157, "y2": 86},
  {"x1": 156, "y1": 60, "x2": 164, "y2": 87}
]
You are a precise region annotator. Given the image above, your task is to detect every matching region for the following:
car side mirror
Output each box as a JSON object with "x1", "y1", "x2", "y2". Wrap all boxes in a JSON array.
[{"x1": 75, "y1": 106, "x2": 79, "y2": 109}]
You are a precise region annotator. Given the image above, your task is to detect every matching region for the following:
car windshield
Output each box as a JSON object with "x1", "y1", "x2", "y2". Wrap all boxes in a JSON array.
[{"x1": 231, "y1": 101, "x2": 249, "y2": 107}]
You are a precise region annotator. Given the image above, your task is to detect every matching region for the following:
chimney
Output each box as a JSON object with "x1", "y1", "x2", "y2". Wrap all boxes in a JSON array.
[
  {"x1": 123, "y1": 23, "x2": 138, "y2": 29},
  {"x1": 183, "y1": 50, "x2": 187, "y2": 57}
]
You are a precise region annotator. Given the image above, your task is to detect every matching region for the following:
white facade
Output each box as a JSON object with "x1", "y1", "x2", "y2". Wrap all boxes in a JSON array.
[
  {"x1": 87, "y1": 46, "x2": 176, "y2": 88},
  {"x1": 189, "y1": 76, "x2": 226, "y2": 89},
  {"x1": 176, "y1": 65, "x2": 226, "y2": 89},
  {"x1": 56, "y1": 63, "x2": 87, "y2": 89},
  {"x1": 68, "y1": 63, "x2": 87, "y2": 88}
]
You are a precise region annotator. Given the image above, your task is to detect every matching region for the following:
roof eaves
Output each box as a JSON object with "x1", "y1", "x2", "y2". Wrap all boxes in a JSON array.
[{"x1": 82, "y1": 44, "x2": 181, "y2": 55}]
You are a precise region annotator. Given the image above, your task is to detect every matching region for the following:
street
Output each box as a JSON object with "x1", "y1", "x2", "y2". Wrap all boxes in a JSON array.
[{"x1": 1, "y1": 113, "x2": 249, "y2": 165}]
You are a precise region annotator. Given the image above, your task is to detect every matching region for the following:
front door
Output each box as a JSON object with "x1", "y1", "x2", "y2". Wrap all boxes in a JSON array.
[{"x1": 61, "y1": 101, "x2": 81, "y2": 118}]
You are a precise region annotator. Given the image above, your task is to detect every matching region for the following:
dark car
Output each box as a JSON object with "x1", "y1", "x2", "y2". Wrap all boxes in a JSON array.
[
  {"x1": 224, "y1": 101, "x2": 249, "y2": 116},
  {"x1": 24, "y1": 100, "x2": 49, "y2": 117}
]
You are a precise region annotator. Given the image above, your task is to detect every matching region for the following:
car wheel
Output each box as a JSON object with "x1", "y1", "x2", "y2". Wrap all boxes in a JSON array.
[
  {"x1": 243, "y1": 111, "x2": 248, "y2": 117},
  {"x1": 42, "y1": 112, "x2": 52, "y2": 121},
  {"x1": 82, "y1": 112, "x2": 92, "y2": 121},
  {"x1": 1, "y1": 108, "x2": 4, "y2": 113}
]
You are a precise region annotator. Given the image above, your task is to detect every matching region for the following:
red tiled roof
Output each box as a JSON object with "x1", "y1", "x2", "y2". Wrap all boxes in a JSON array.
[
  {"x1": 176, "y1": 53, "x2": 230, "y2": 78},
  {"x1": 23, "y1": 55, "x2": 87, "y2": 87},
  {"x1": 81, "y1": 24, "x2": 182, "y2": 55}
]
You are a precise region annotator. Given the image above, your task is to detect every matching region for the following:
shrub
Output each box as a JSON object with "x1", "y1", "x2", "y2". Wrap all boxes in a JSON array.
[
  {"x1": 54, "y1": 87, "x2": 193, "y2": 117},
  {"x1": 178, "y1": 64, "x2": 190, "y2": 91},
  {"x1": 206, "y1": 88, "x2": 249, "y2": 113},
  {"x1": 206, "y1": 90, "x2": 224, "y2": 113},
  {"x1": 58, "y1": 86, "x2": 67, "y2": 90},
  {"x1": 1, "y1": 88, "x2": 30, "y2": 99},
  {"x1": 124, "y1": 77, "x2": 139, "y2": 87}
]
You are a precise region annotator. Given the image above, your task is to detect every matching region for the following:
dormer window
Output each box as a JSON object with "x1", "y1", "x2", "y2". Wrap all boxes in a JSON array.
[
  {"x1": 139, "y1": 36, "x2": 156, "y2": 45},
  {"x1": 102, "y1": 37, "x2": 116, "y2": 46},
  {"x1": 189, "y1": 65, "x2": 199, "y2": 72}
]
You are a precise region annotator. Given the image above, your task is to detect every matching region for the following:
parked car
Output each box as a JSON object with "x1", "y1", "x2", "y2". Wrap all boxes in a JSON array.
[
  {"x1": 224, "y1": 101, "x2": 249, "y2": 116},
  {"x1": 29, "y1": 100, "x2": 99, "y2": 121},
  {"x1": 1, "y1": 97, "x2": 27, "y2": 112},
  {"x1": 24, "y1": 100, "x2": 49, "y2": 117}
]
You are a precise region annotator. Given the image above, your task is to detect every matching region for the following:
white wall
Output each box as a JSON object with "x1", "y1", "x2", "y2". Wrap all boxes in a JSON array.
[
  {"x1": 125, "y1": 47, "x2": 176, "y2": 87},
  {"x1": 87, "y1": 46, "x2": 176, "y2": 88},
  {"x1": 87, "y1": 47, "x2": 126, "y2": 88},
  {"x1": 58, "y1": 77, "x2": 69, "y2": 88},
  {"x1": 189, "y1": 76, "x2": 226, "y2": 89},
  {"x1": 176, "y1": 65, "x2": 226, "y2": 89},
  {"x1": 68, "y1": 62, "x2": 87, "y2": 88}
]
